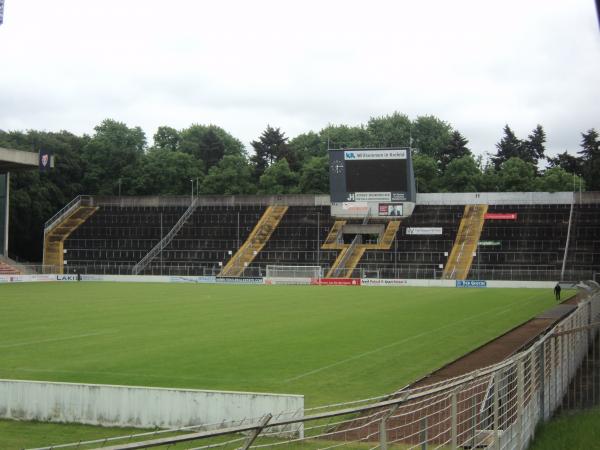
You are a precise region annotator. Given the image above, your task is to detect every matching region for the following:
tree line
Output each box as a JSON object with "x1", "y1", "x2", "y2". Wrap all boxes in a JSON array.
[{"x1": 0, "y1": 113, "x2": 597, "y2": 261}]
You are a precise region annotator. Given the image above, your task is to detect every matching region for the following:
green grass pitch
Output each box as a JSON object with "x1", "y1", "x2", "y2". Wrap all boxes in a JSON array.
[{"x1": 0, "y1": 282, "x2": 559, "y2": 407}]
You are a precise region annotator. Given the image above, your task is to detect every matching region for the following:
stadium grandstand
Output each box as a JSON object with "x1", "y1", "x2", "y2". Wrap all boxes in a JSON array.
[{"x1": 41, "y1": 191, "x2": 600, "y2": 283}]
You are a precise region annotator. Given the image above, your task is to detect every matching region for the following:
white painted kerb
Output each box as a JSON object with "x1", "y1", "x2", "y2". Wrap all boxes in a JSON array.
[{"x1": 0, "y1": 379, "x2": 303, "y2": 432}]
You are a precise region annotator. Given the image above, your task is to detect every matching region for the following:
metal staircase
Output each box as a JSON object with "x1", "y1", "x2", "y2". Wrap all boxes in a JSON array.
[
  {"x1": 442, "y1": 204, "x2": 488, "y2": 280},
  {"x1": 219, "y1": 205, "x2": 288, "y2": 277},
  {"x1": 132, "y1": 198, "x2": 200, "y2": 275}
]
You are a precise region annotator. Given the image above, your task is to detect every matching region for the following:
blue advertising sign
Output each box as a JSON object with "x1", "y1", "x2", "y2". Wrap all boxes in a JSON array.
[{"x1": 456, "y1": 280, "x2": 487, "y2": 288}]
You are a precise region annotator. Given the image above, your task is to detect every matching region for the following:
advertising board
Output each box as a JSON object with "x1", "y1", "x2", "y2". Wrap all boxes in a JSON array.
[
  {"x1": 455, "y1": 280, "x2": 487, "y2": 288},
  {"x1": 484, "y1": 213, "x2": 517, "y2": 220},
  {"x1": 406, "y1": 227, "x2": 443, "y2": 235},
  {"x1": 318, "y1": 278, "x2": 361, "y2": 286},
  {"x1": 361, "y1": 279, "x2": 408, "y2": 287},
  {"x1": 378, "y1": 203, "x2": 403, "y2": 216},
  {"x1": 215, "y1": 277, "x2": 264, "y2": 285}
]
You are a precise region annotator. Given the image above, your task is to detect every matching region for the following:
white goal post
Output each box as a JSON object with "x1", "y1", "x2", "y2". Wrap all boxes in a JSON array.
[{"x1": 265, "y1": 265, "x2": 322, "y2": 285}]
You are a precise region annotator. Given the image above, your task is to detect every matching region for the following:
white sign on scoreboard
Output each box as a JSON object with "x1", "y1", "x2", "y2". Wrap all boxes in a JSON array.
[
  {"x1": 353, "y1": 192, "x2": 391, "y2": 202},
  {"x1": 344, "y1": 149, "x2": 406, "y2": 160},
  {"x1": 406, "y1": 227, "x2": 443, "y2": 235}
]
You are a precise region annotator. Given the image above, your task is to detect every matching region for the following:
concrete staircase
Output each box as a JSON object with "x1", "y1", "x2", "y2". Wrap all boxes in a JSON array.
[
  {"x1": 219, "y1": 205, "x2": 288, "y2": 277},
  {"x1": 0, "y1": 260, "x2": 20, "y2": 275},
  {"x1": 324, "y1": 220, "x2": 401, "y2": 278},
  {"x1": 322, "y1": 220, "x2": 346, "y2": 249},
  {"x1": 43, "y1": 197, "x2": 99, "y2": 274},
  {"x1": 442, "y1": 204, "x2": 488, "y2": 280}
]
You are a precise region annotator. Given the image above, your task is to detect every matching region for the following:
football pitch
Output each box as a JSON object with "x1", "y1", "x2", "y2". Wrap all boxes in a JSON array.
[{"x1": 0, "y1": 282, "x2": 560, "y2": 407}]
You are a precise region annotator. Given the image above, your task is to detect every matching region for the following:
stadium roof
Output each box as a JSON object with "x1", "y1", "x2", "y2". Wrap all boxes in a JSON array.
[{"x1": 0, "y1": 147, "x2": 52, "y2": 171}]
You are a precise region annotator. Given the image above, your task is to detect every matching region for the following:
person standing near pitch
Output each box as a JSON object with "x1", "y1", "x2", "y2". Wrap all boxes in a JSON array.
[{"x1": 554, "y1": 283, "x2": 561, "y2": 301}]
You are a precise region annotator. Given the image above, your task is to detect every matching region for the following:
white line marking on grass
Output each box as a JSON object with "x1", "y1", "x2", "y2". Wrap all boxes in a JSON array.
[
  {"x1": 284, "y1": 294, "x2": 543, "y2": 382},
  {"x1": 0, "y1": 331, "x2": 116, "y2": 349}
]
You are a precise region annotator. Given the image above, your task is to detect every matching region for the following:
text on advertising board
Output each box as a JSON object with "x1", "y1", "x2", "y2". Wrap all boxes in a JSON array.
[
  {"x1": 344, "y1": 150, "x2": 406, "y2": 160},
  {"x1": 484, "y1": 213, "x2": 517, "y2": 220},
  {"x1": 456, "y1": 280, "x2": 487, "y2": 288},
  {"x1": 406, "y1": 227, "x2": 443, "y2": 235}
]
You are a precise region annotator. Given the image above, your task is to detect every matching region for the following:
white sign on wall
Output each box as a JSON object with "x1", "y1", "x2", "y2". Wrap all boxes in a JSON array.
[{"x1": 406, "y1": 227, "x2": 443, "y2": 235}]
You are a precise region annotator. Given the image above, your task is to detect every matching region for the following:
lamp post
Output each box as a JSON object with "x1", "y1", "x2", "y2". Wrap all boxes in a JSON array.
[{"x1": 190, "y1": 179, "x2": 194, "y2": 204}]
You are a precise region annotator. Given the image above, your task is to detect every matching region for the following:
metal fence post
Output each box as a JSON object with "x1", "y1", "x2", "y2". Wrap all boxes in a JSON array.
[
  {"x1": 493, "y1": 372, "x2": 500, "y2": 450},
  {"x1": 420, "y1": 416, "x2": 428, "y2": 450},
  {"x1": 379, "y1": 403, "x2": 400, "y2": 450},
  {"x1": 517, "y1": 358, "x2": 524, "y2": 449},
  {"x1": 451, "y1": 391, "x2": 458, "y2": 450},
  {"x1": 241, "y1": 414, "x2": 272, "y2": 450}
]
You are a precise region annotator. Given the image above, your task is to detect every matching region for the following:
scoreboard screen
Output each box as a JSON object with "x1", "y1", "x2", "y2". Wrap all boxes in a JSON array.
[
  {"x1": 346, "y1": 159, "x2": 408, "y2": 193},
  {"x1": 329, "y1": 147, "x2": 415, "y2": 206}
]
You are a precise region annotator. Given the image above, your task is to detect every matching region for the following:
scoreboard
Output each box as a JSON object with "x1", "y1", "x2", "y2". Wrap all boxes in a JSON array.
[{"x1": 329, "y1": 147, "x2": 416, "y2": 218}]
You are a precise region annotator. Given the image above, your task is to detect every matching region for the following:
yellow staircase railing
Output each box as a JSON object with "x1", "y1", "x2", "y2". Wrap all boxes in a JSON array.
[
  {"x1": 326, "y1": 247, "x2": 350, "y2": 278},
  {"x1": 219, "y1": 205, "x2": 288, "y2": 277},
  {"x1": 324, "y1": 221, "x2": 401, "y2": 278},
  {"x1": 342, "y1": 247, "x2": 367, "y2": 278},
  {"x1": 442, "y1": 204, "x2": 488, "y2": 280},
  {"x1": 367, "y1": 220, "x2": 401, "y2": 250},
  {"x1": 322, "y1": 220, "x2": 346, "y2": 249},
  {"x1": 43, "y1": 204, "x2": 99, "y2": 273}
]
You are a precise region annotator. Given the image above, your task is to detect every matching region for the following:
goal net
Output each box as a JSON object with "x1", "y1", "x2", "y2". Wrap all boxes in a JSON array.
[{"x1": 265, "y1": 265, "x2": 322, "y2": 285}]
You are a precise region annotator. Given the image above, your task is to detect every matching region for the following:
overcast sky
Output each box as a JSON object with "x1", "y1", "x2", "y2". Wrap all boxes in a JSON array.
[{"x1": 0, "y1": 0, "x2": 598, "y2": 159}]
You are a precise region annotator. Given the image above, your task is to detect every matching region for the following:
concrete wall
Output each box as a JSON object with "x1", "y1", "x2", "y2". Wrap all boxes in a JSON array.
[
  {"x1": 85, "y1": 191, "x2": 592, "y2": 209},
  {"x1": 417, "y1": 191, "x2": 574, "y2": 205},
  {"x1": 0, "y1": 379, "x2": 303, "y2": 431}
]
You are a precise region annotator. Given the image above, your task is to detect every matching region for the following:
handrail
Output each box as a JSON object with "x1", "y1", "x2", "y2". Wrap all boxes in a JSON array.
[
  {"x1": 329, "y1": 210, "x2": 370, "y2": 278},
  {"x1": 44, "y1": 195, "x2": 93, "y2": 233},
  {"x1": 131, "y1": 198, "x2": 200, "y2": 275}
]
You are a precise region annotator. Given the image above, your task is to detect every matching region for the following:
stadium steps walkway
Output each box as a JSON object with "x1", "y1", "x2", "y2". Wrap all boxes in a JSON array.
[
  {"x1": 131, "y1": 198, "x2": 200, "y2": 275},
  {"x1": 371, "y1": 220, "x2": 401, "y2": 250},
  {"x1": 0, "y1": 260, "x2": 20, "y2": 275},
  {"x1": 322, "y1": 220, "x2": 346, "y2": 249},
  {"x1": 442, "y1": 204, "x2": 488, "y2": 280},
  {"x1": 219, "y1": 205, "x2": 288, "y2": 277},
  {"x1": 326, "y1": 221, "x2": 401, "y2": 277},
  {"x1": 43, "y1": 204, "x2": 99, "y2": 274}
]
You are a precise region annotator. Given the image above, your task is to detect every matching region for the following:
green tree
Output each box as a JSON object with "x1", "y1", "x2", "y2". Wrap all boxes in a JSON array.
[
  {"x1": 258, "y1": 159, "x2": 298, "y2": 194},
  {"x1": 289, "y1": 132, "x2": 324, "y2": 163},
  {"x1": 412, "y1": 153, "x2": 440, "y2": 193},
  {"x1": 441, "y1": 155, "x2": 481, "y2": 192},
  {"x1": 578, "y1": 128, "x2": 600, "y2": 191},
  {"x1": 179, "y1": 124, "x2": 244, "y2": 168},
  {"x1": 250, "y1": 126, "x2": 298, "y2": 178},
  {"x1": 319, "y1": 123, "x2": 371, "y2": 149},
  {"x1": 535, "y1": 167, "x2": 585, "y2": 192},
  {"x1": 0, "y1": 129, "x2": 88, "y2": 261},
  {"x1": 298, "y1": 156, "x2": 328, "y2": 193},
  {"x1": 439, "y1": 130, "x2": 471, "y2": 171},
  {"x1": 546, "y1": 151, "x2": 583, "y2": 176},
  {"x1": 523, "y1": 124, "x2": 546, "y2": 167},
  {"x1": 153, "y1": 126, "x2": 180, "y2": 152},
  {"x1": 496, "y1": 157, "x2": 536, "y2": 192},
  {"x1": 200, "y1": 155, "x2": 256, "y2": 195},
  {"x1": 492, "y1": 125, "x2": 523, "y2": 170},
  {"x1": 82, "y1": 119, "x2": 146, "y2": 195},
  {"x1": 411, "y1": 115, "x2": 452, "y2": 161},
  {"x1": 134, "y1": 149, "x2": 204, "y2": 195},
  {"x1": 366, "y1": 112, "x2": 411, "y2": 147}
]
